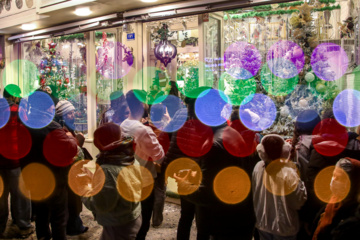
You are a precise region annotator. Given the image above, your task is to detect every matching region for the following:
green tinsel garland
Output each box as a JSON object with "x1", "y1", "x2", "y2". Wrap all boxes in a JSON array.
[
  {"x1": 224, "y1": 9, "x2": 299, "y2": 20},
  {"x1": 253, "y1": 1, "x2": 303, "y2": 11},
  {"x1": 56, "y1": 32, "x2": 115, "y2": 42},
  {"x1": 224, "y1": 4, "x2": 340, "y2": 20},
  {"x1": 319, "y1": 0, "x2": 336, "y2": 4},
  {"x1": 313, "y1": 5, "x2": 341, "y2": 12}
]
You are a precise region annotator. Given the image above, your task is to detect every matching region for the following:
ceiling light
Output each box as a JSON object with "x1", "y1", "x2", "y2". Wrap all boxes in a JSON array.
[
  {"x1": 141, "y1": 0, "x2": 158, "y2": 2},
  {"x1": 148, "y1": 10, "x2": 176, "y2": 17},
  {"x1": 75, "y1": 7, "x2": 92, "y2": 16},
  {"x1": 21, "y1": 23, "x2": 36, "y2": 31}
]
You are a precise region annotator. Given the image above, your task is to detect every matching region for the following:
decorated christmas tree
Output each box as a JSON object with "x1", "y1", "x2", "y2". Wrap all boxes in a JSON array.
[{"x1": 39, "y1": 42, "x2": 70, "y2": 99}]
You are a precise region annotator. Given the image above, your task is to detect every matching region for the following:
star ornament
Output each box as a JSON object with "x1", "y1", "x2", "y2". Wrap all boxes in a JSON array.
[{"x1": 296, "y1": 2, "x2": 315, "y2": 16}]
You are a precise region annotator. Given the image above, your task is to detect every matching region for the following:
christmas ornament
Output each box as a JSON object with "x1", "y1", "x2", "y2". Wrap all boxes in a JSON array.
[
  {"x1": 299, "y1": 98, "x2": 309, "y2": 108},
  {"x1": 305, "y1": 72, "x2": 315, "y2": 82}
]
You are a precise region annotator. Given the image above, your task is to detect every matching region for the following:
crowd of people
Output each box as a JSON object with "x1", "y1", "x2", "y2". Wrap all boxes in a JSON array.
[{"x1": 0, "y1": 83, "x2": 360, "y2": 240}]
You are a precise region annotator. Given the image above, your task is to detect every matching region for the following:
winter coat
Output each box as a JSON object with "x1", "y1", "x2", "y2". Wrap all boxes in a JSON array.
[
  {"x1": 252, "y1": 160, "x2": 307, "y2": 237},
  {"x1": 184, "y1": 124, "x2": 258, "y2": 238},
  {"x1": 0, "y1": 100, "x2": 23, "y2": 169},
  {"x1": 304, "y1": 132, "x2": 360, "y2": 223},
  {"x1": 23, "y1": 109, "x2": 78, "y2": 186},
  {"x1": 82, "y1": 138, "x2": 141, "y2": 227}
]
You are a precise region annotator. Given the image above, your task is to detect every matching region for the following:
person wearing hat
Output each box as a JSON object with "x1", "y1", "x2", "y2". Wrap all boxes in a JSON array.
[
  {"x1": 23, "y1": 90, "x2": 78, "y2": 240},
  {"x1": 0, "y1": 85, "x2": 34, "y2": 238},
  {"x1": 253, "y1": 134, "x2": 307, "y2": 240},
  {"x1": 54, "y1": 100, "x2": 88, "y2": 236},
  {"x1": 82, "y1": 123, "x2": 142, "y2": 240}
]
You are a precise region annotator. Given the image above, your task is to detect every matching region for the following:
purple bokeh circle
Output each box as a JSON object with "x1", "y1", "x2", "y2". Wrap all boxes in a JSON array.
[
  {"x1": 96, "y1": 41, "x2": 133, "y2": 80},
  {"x1": 267, "y1": 40, "x2": 304, "y2": 79},
  {"x1": 311, "y1": 43, "x2": 348, "y2": 81},
  {"x1": 224, "y1": 41, "x2": 262, "y2": 80}
]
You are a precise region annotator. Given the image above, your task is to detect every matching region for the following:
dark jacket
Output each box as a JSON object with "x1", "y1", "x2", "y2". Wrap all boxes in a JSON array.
[
  {"x1": 23, "y1": 109, "x2": 78, "y2": 187},
  {"x1": 305, "y1": 132, "x2": 360, "y2": 223},
  {"x1": 0, "y1": 100, "x2": 27, "y2": 169},
  {"x1": 82, "y1": 138, "x2": 141, "y2": 226},
  {"x1": 184, "y1": 124, "x2": 259, "y2": 238}
]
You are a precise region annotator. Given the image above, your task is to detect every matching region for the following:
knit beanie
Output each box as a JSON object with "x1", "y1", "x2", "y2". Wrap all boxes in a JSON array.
[
  {"x1": 94, "y1": 122, "x2": 122, "y2": 152},
  {"x1": 257, "y1": 134, "x2": 291, "y2": 162},
  {"x1": 55, "y1": 100, "x2": 75, "y2": 118}
]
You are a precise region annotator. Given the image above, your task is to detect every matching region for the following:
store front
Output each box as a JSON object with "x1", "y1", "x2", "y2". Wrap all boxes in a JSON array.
[{"x1": 1, "y1": 0, "x2": 360, "y2": 157}]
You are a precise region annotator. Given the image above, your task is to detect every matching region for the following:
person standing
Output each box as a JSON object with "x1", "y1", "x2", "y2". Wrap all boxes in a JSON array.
[
  {"x1": 0, "y1": 85, "x2": 34, "y2": 238},
  {"x1": 54, "y1": 100, "x2": 89, "y2": 235},
  {"x1": 120, "y1": 90, "x2": 164, "y2": 240},
  {"x1": 23, "y1": 90, "x2": 78, "y2": 240}
]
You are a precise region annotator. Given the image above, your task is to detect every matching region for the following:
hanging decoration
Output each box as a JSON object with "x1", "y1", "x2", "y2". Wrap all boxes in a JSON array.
[{"x1": 153, "y1": 24, "x2": 177, "y2": 67}]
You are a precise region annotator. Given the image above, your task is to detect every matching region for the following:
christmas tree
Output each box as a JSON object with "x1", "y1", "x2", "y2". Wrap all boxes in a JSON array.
[{"x1": 39, "y1": 42, "x2": 70, "y2": 99}]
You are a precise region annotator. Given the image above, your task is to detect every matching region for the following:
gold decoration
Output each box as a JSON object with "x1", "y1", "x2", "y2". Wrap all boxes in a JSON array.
[{"x1": 296, "y1": 2, "x2": 315, "y2": 17}]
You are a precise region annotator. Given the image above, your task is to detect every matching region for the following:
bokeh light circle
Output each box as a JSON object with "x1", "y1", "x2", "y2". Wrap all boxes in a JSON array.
[
  {"x1": 161, "y1": 94, "x2": 184, "y2": 119},
  {"x1": 0, "y1": 123, "x2": 32, "y2": 160},
  {"x1": 213, "y1": 166, "x2": 251, "y2": 204},
  {"x1": 163, "y1": 107, "x2": 188, "y2": 133},
  {"x1": 218, "y1": 72, "x2": 256, "y2": 106},
  {"x1": 260, "y1": 63, "x2": 298, "y2": 96},
  {"x1": 177, "y1": 61, "x2": 214, "y2": 98},
  {"x1": 150, "y1": 103, "x2": 170, "y2": 131},
  {"x1": 165, "y1": 158, "x2": 202, "y2": 196},
  {"x1": 312, "y1": 118, "x2": 348, "y2": 157},
  {"x1": 20, "y1": 163, "x2": 56, "y2": 201},
  {"x1": 224, "y1": 41, "x2": 262, "y2": 80},
  {"x1": 0, "y1": 175, "x2": 3, "y2": 199},
  {"x1": 20, "y1": 91, "x2": 55, "y2": 129},
  {"x1": 117, "y1": 165, "x2": 154, "y2": 202},
  {"x1": 195, "y1": 89, "x2": 231, "y2": 127},
  {"x1": 239, "y1": 94, "x2": 277, "y2": 131},
  {"x1": 43, "y1": 129, "x2": 78, "y2": 167},
  {"x1": 96, "y1": 41, "x2": 132, "y2": 80},
  {"x1": 0, "y1": 98, "x2": 10, "y2": 128},
  {"x1": 263, "y1": 160, "x2": 300, "y2": 196},
  {"x1": 176, "y1": 119, "x2": 214, "y2": 157},
  {"x1": 333, "y1": 89, "x2": 360, "y2": 127},
  {"x1": 311, "y1": 43, "x2": 348, "y2": 81},
  {"x1": 68, "y1": 160, "x2": 105, "y2": 197},
  {"x1": 267, "y1": 40, "x2": 304, "y2": 79},
  {"x1": 2, "y1": 60, "x2": 39, "y2": 97},
  {"x1": 225, "y1": 122, "x2": 257, "y2": 157},
  {"x1": 314, "y1": 166, "x2": 350, "y2": 204}
]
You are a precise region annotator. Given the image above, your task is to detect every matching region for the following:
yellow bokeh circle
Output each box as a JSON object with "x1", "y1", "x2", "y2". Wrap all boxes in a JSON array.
[
  {"x1": 263, "y1": 160, "x2": 299, "y2": 196},
  {"x1": 314, "y1": 166, "x2": 350, "y2": 204},
  {"x1": 117, "y1": 165, "x2": 153, "y2": 202},
  {"x1": 20, "y1": 163, "x2": 56, "y2": 201},
  {"x1": 213, "y1": 166, "x2": 251, "y2": 204},
  {"x1": 68, "y1": 160, "x2": 105, "y2": 197},
  {"x1": 0, "y1": 175, "x2": 4, "y2": 198},
  {"x1": 165, "y1": 158, "x2": 202, "y2": 196}
]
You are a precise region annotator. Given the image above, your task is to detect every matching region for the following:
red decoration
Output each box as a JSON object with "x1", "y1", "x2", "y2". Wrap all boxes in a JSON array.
[{"x1": 65, "y1": 78, "x2": 69, "y2": 84}]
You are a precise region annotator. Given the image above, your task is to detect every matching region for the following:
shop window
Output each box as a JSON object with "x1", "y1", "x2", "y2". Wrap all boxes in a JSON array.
[{"x1": 21, "y1": 34, "x2": 88, "y2": 135}]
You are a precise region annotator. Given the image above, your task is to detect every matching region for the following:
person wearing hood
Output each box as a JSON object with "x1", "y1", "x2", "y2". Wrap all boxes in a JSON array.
[
  {"x1": 0, "y1": 85, "x2": 34, "y2": 238},
  {"x1": 253, "y1": 134, "x2": 307, "y2": 240},
  {"x1": 82, "y1": 123, "x2": 142, "y2": 240},
  {"x1": 54, "y1": 100, "x2": 88, "y2": 236}
]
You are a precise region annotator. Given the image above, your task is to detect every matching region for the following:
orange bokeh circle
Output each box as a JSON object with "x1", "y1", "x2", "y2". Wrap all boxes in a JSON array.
[
  {"x1": 117, "y1": 165, "x2": 153, "y2": 202},
  {"x1": 20, "y1": 163, "x2": 56, "y2": 201},
  {"x1": 165, "y1": 158, "x2": 202, "y2": 196},
  {"x1": 68, "y1": 160, "x2": 105, "y2": 197},
  {"x1": 213, "y1": 166, "x2": 251, "y2": 204},
  {"x1": 263, "y1": 160, "x2": 300, "y2": 196}
]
